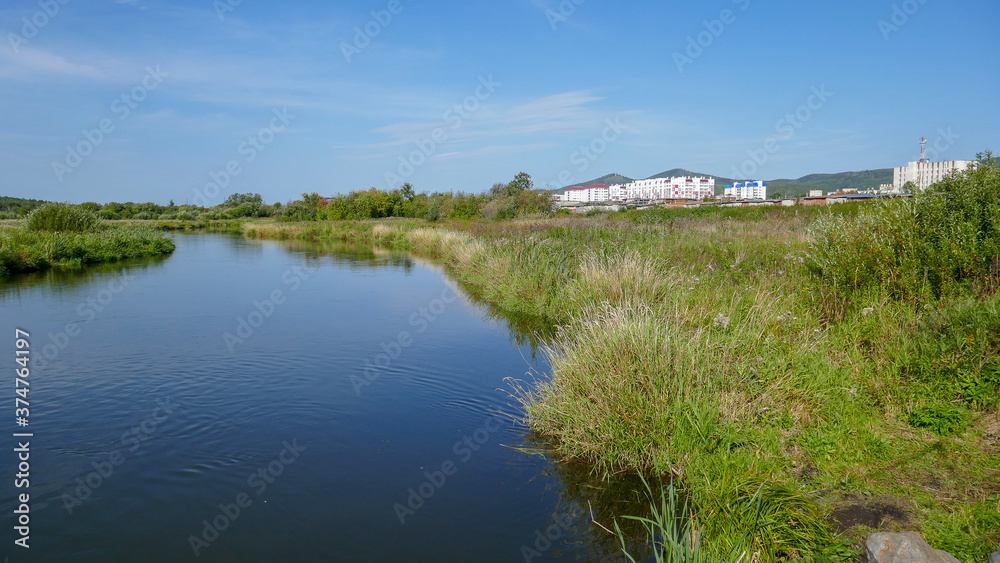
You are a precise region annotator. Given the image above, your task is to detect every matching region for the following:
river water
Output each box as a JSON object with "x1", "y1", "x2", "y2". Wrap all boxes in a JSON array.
[{"x1": 0, "y1": 233, "x2": 640, "y2": 562}]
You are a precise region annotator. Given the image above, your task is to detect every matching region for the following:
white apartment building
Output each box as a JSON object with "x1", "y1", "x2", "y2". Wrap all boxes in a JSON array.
[
  {"x1": 893, "y1": 159, "x2": 971, "y2": 191},
  {"x1": 609, "y1": 177, "x2": 715, "y2": 201},
  {"x1": 723, "y1": 181, "x2": 767, "y2": 200},
  {"x1": 609, "y1": 184, "x2": 627, "y2": 201},
  {"x1": 564, "y1": 184, "x2": 610, "y2": 203}
]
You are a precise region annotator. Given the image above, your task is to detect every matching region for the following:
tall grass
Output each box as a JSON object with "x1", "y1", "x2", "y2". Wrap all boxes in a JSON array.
[
  {"x1": 0, "y1": 224, "x2": 175, "y2": 275},
  {"x1": 25, "y1": 202, "x2": 102, "y2": 233}
]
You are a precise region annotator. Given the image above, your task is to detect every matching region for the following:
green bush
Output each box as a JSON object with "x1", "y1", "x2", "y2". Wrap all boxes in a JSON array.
[
  {"x1": 424, "y1": 201, "x2": 440, "y2": 222},
  {"x1": 25, "y1": 203, "x2": 102, "y2": 233},
  {"x1": 493, "y1": 199, "x2": 517, "y2": 220},
  {"x1": 808, "y1": 153, "x2": 1000, "y2": 300}
]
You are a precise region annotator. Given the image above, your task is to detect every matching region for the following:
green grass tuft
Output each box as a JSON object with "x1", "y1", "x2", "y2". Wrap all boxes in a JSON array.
[{"x1": 25, "y1": 202, "x2": 102, "y2": 233}]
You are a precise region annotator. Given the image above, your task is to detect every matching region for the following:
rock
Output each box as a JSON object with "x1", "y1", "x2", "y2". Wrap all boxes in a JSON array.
[
  {"x1": 865, "y1": 532, "x2": 960, "y2": 563},
  {"x1": 989, "y1": 548, "x2": 1000, "y2": 563}
]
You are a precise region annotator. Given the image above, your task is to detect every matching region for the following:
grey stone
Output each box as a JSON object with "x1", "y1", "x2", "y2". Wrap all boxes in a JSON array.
[
  {"x1": 865, "y1": 532, "x2": 960, "y2": 563},
  {"x1": 988, "y1": 548, "x2": 1000, "y2": 563}
]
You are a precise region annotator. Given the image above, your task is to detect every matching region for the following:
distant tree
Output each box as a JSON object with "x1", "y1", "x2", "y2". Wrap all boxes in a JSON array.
[
  {"x1": 771, "y1": 191, "x2": 783, "y2": 200},
  {"x1": 505, "y1": 172, "x2": 533, "y2": 196},
  {"x1": 489, "y1": 182, "x2": 506, "y2": 198},
  {"x1": 400, "y1": 183, "x2": 416, "y2": 202},
  {"x1": 300, "y1": 192, "x2": 322, "y2": 209},
  {"x1": 424, "y1": 200, "x2": 440, "y2": 222},
  {"x1": 223, "y1": 193, "x2": 264, "y2": 207}
]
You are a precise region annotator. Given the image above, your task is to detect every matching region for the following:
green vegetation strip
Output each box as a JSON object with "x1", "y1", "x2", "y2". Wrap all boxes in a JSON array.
[{"x1": 0, "y1": 203, "x2": 175, "y2": 276}]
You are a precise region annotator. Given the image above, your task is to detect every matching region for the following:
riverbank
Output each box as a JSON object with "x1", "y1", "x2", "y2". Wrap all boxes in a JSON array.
[
  {"x1": 0, "y1": 223, "x2": 176, "y2": 276},
  {"x1": 237, "y1": 203, "x2": 1000, "y2": 561}
]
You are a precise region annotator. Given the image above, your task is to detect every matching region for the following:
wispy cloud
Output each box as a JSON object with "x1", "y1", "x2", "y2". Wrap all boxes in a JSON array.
[
  {"x1": 0, "y1": 47, "x2": 111, "y2": 81},
  {"x1": 352, "y1": 90, "x2": 617, "y2": 161}
]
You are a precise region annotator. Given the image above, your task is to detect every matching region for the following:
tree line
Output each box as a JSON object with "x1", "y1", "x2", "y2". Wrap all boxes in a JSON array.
[{"x1": 1, "y1": 172, "x2": 553, "y2": 222}]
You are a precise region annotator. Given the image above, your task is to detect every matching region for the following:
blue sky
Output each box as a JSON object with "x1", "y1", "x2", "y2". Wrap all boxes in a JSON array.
[{"x1": 2, "y1": 0, "x2": 997, "y2": 205}]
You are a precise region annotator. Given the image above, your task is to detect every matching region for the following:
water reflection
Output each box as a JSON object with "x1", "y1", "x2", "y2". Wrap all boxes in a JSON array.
[
  {"x1": 283, "y1": 236, "x2": 557, "y2": 354},
  {"x1": 0, "y1": 253, "x2": 171, "y2": 300},
  {"x1": 279, "y1": 236, "x2": 655, "y2": 560},
  {"x1": 279, "y1": 235, "x2": 655, "y2": 559},
  {"x1": 517, "y1": 430, "x2": 668, "y2": 562}
]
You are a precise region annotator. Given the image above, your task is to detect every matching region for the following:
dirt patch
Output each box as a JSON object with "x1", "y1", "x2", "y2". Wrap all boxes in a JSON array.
[
  {"x1": 980, "y1": 413, "x2": 1000, "y2": 453},
  {"x1": 796, "y1": 462, "x2": 821, "y2": 483},
  {"x1": 828, "y1": 497, "x2": 911, "y2": 533}
]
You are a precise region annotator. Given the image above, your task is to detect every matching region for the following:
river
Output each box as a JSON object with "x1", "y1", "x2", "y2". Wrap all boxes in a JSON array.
[{"x1": 0, "y1": 232, "x2": 641, "y2": 562}]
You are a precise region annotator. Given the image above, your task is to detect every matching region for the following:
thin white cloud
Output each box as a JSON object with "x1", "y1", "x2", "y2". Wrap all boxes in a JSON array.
[
  {"x1": 435, "y1": 142, "x2": 555, "y2": 160},
  {"x1": 0, "y1": 47, "x2": 109, "y2": 81},
  {"x1": 354, "y1": 90, "x2": 619, "y2": 162}
]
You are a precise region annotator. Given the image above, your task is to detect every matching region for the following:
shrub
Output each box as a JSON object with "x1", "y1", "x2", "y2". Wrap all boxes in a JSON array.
[
  {"x1": 808, "y1": 153, "x2": 1000, "y2": 300},
  {"x1": 493, "y1": 199, "x2": 517, "y2": 220},
  {"x1": 424, "y1": 201, "x2": 440, "y2": 222},
  {"x1": 25, "y1": 203, "x2": 102, "y2": 233}
]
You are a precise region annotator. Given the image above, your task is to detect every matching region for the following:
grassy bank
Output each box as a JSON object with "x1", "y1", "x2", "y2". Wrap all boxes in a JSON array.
[
  {"x1": 239, "y1": 188, "x2": 999, "y2": 559},
  {"x1": 0, "y1": 204, "x2": 176, "y2": 276}
]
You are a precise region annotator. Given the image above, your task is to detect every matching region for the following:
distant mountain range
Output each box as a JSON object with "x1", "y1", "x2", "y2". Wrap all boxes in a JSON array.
[{"x1": 553, "y1": 168, "x2": 894, "y2": 197}]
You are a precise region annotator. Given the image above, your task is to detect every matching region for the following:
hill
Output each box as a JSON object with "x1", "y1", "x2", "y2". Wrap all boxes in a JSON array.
[{"x1": 768, "y1": 169, "x2": 892, "y2": 196}]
